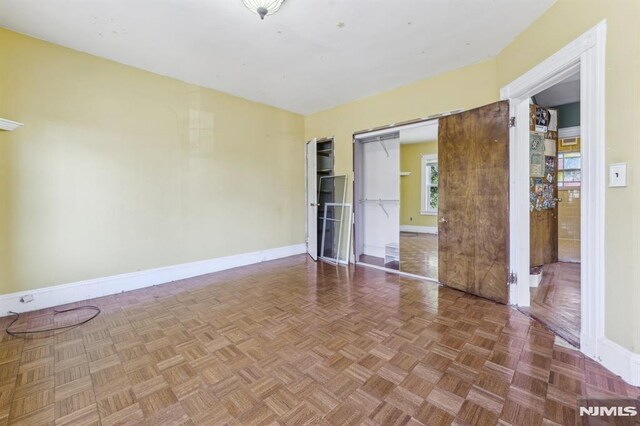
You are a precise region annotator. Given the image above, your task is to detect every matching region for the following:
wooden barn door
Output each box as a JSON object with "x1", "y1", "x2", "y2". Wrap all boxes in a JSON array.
[{"x1": 438, "y1": 101, "x2": 510, "y2": 304}]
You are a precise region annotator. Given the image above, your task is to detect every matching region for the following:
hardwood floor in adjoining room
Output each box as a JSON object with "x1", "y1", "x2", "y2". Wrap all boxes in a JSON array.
[
  {"x1": 399, "y1": 232, "x2": 438, "y2": 280},
  {"x1": 0, "y1": 255, "x2": 636, "y2": 425},
  {"x1": 526, "y1": 262, "x2": 581, "y2": 348}
]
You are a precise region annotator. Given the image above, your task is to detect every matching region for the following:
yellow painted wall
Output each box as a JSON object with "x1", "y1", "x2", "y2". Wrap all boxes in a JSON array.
[
  {"x1": 400, "y1": 141, "x2": 437, "y2": 227},
  {"x1": 0, "y1": 132, "x2": 9, "y2": 295},
  {"x1": 306, "y1": 0, "x2": 640, "y2": 353},
  {"x1": 305, "y1": 59, "x2": 499, "y2": 203},
  {"x1": 1, "y1": 0, "x2": 639, "y2": 354},
  {"x1": 0, "y1": 32, "x2": 10, "y2": 294},
  {"x1": 0, "y1": 28, "x2": 305, "y2": 295}
]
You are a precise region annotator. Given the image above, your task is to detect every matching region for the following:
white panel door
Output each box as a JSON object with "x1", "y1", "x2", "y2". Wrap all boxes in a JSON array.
[{"x1": 306, "y1": 138, "x2": 317, "y2": 260}]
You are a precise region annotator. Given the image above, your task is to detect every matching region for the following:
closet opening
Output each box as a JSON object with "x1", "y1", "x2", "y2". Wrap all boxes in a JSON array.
[
  {"x1": 306, "y1": 137, "x2": 351, "y2": 265},
  {"x1": 353, "y1": 120, "x2": 439, "y2": 281},
  {"x1": 354, "y1": 102, "x2": 510, "y2": 302},
  {"x1": 399, "y1": 123, "x2": 439, "y2": 280},
  {"x1": 521, "y1": 72, "x2": 582, "y2": 347}
]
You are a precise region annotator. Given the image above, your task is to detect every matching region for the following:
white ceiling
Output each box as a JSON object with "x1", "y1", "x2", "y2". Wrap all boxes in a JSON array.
[
  {"x1": 0, "y1": 0, "x2": 556, "y2": 114},
  {"x1": 535, "y1": 72, "x2": 580, "y2": 107}
]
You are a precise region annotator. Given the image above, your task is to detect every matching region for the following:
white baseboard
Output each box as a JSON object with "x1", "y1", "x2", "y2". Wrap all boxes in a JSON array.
[
  {"x1": 400, "y1": 225, "x2": 437, "y2": 234},
  {"x1": 0, "y1": 243, "x2": 306, "y2": 315},
  {"x1": 363, "y1": 244, "x2": 385, "y2": 258},
  {"x1": 597, "y1": 337, "x2": 640, "y2": 386},
  {"x1": 6, "y1": 241, "x2": 640, "y2": 387}
]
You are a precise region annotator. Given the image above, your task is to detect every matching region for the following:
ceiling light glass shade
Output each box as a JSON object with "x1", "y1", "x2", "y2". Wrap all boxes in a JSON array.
[{"x1": 242, "y1": 0, "x2": 285, "y2": 20}]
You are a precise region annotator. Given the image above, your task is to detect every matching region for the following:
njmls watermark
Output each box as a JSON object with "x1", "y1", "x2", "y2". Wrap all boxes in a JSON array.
[{"x1": 578, "y1": 399, "x2": 640, "y2": 425}]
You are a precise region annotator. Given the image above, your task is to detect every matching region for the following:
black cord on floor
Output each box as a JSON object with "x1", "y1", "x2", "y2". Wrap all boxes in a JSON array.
[{"x1": 5, "y1": 305, "x2": 101, "y2": 338}]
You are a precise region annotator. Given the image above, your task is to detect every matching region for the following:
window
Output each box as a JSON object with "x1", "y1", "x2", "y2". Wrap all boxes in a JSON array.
[
  {"x1": 421, "y1": 154, "x2": 438, "y2": 214},
  {"x1": 558, "y1": 152, "x2": 581, "y2": 188}
]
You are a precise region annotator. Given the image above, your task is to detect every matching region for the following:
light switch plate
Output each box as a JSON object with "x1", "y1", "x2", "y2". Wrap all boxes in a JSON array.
[{"x1": 609, "y1": 163, "x2": 627, "y2": 187}]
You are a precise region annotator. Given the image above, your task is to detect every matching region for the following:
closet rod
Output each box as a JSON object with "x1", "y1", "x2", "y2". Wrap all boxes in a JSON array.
[{"x1": 357, "y1": 132, "x2": 400, "y2": 144}]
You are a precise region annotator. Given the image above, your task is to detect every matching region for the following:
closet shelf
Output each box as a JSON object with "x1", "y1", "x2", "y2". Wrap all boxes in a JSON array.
[
  {"x1": 359, "y1": 199, "x2": 399, "y2": 203},
  {"x1": 0, "y1": 118, "x2": 23, "y2": 131}
]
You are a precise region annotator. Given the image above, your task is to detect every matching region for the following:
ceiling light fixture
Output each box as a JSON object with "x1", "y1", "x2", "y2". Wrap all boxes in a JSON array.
[{"x1": 242, "y1": 0, "x2": 285, "y2": 20}]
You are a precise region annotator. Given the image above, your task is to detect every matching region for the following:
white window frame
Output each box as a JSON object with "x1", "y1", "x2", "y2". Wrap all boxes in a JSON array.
[
  {"x1": 557, "y1": 151, "x2": 582, "y2": 189},
  {"x1": 420, "y1": 154, "x2": 438, "y2": 215}
]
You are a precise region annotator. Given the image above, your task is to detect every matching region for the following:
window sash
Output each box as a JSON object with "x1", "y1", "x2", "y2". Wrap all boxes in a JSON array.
[
  {"x1": 558, "y1": 152, "x2": 582, "y2": 187},
  {"x1": 421, "y1": 155, "x2": 438, "y2": 214}
]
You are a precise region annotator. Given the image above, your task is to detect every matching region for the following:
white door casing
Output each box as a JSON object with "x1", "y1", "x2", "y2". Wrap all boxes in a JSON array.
[
  {"x1": 501, "y1": 21, "x2": 606, "y2": 364},
  {"x1": 306, "y1": 138, "x2": 318, "y2": 260}
]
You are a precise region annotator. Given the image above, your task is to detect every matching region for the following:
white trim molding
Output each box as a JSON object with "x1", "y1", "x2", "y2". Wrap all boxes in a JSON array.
[
  {"x1": 421, "y1": 154, "x2": 438, "y2": 215},
  {"x1": 400, "y1": 225, "x2": 437, "y2": 234},
  {"x1": 355, "y1": 261, "x2": 439, "y2": 284},
  {"x1": 501, "y1": 21, "x2": 621, "y2": 379},
  {"x1": 0, "y1": 118, "x2": 23, "y2": 131},
  {"x1": 598, "y1": 338, "x2": 640, "y2": 386},
  {"x1": 0, "y1": 243, "x2": 306, "y2": 315}
]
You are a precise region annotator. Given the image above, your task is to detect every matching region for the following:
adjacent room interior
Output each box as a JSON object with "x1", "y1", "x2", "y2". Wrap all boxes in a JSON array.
[
  {"x1": 352, "y1": 120, "x2": 439, "y2": 280},
  {"x1": 522, "y1": 72, "x2": 582, "y2": 347},
  {"x1": 1, "y1": 1, "x2": 639, "y2": 425},
  {"x1": 399, "y1": 123, "x2": 439, "y2": 280}
]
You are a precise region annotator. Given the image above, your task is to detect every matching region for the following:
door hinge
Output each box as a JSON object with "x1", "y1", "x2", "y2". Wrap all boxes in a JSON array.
[
  {"x1": 508, "y1": 272, "x2": 518, "y2": 285},
  {"x1": 509, "y1": 117, "x2": 516, "y2": 128}
]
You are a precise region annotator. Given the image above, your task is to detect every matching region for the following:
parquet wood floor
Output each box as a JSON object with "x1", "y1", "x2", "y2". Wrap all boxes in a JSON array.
[
  {"x1": 0, "y1": 255, "x2": 637, "y2": 425},
  {"x1": 399, "y1": 233, "x2": 438, "y2": 280},
  {"x1": 525, "y1": 262, "x2": 581, "y2": 348},
  {"x1": 358, "y1": 255, "x2": 398, "y2": 270}
]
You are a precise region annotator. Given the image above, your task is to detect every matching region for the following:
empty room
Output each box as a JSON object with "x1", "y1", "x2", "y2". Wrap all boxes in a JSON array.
[{"x1": 1, "y1": 1, "x2": 639, "y2": 425}]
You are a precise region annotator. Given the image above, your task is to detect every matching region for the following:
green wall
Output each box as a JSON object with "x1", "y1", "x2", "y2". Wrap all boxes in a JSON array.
[{"x1": 553, "y1": 102, "x2": 580, "y2": 128}]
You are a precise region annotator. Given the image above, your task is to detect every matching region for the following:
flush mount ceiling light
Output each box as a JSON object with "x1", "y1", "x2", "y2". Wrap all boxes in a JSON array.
[{"x1": 242, "y1": 0, "x2": 285, "y2": 20}]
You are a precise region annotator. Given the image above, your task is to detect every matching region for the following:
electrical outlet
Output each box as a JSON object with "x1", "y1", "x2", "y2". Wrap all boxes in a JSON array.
[{"x1": 20, "y1": 294, "x2": 34, "y2": 303}]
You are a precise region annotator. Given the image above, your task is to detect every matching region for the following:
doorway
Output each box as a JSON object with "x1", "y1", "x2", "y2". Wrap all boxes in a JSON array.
[
  {"x1": 501, "y1": 21, "x2": 606, "y2": 360},
  {"x1": 523, "y1": 74, "x2": 582, "y2": 346},
  {"x1": 399, "y1": 122, "x2": 439, "y2": 280},
  {"x1": 306, "y1": 137, "x2": 351, "y2": 265},
  {"x1": 353, "y1": 101, "x2": 511, "y2": 305},
  {"x1": 352, "y1": 121, "x2": 440, "y2": 281}
]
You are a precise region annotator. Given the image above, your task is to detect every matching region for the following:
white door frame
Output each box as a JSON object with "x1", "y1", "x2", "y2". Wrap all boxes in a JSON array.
[
  {"x1": 500, "y1": 21, "x2": 606, "y2": 359},
  {"x1": 305, "y1": 138, "x2": 318, "y2": 260}
]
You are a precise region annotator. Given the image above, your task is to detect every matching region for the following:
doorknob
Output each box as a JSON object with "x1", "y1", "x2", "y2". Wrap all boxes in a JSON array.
[{"x1": 439, "y1": 217, "x2": 448, "y2": 224}]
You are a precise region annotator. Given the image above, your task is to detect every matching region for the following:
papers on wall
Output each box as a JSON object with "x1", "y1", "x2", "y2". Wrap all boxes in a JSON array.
[
  {"x1": 528, "y1": 105, "x2": 558, "y2": 212},
  {"x1": 535, "y1": 106, "x2": 549, "y2": 132},
  {"x1": 530, "y1": 133, "x2": 545, "y2": 177},
  {"x1": 548, "y1": 109, "x2": 558, "y2": 131},
  {"x1": 530, "y1": 156, "x2": 544, "y2": 177},
  {"x1": 544, "y1": 138, "x2": 556, "y2": 156}
]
